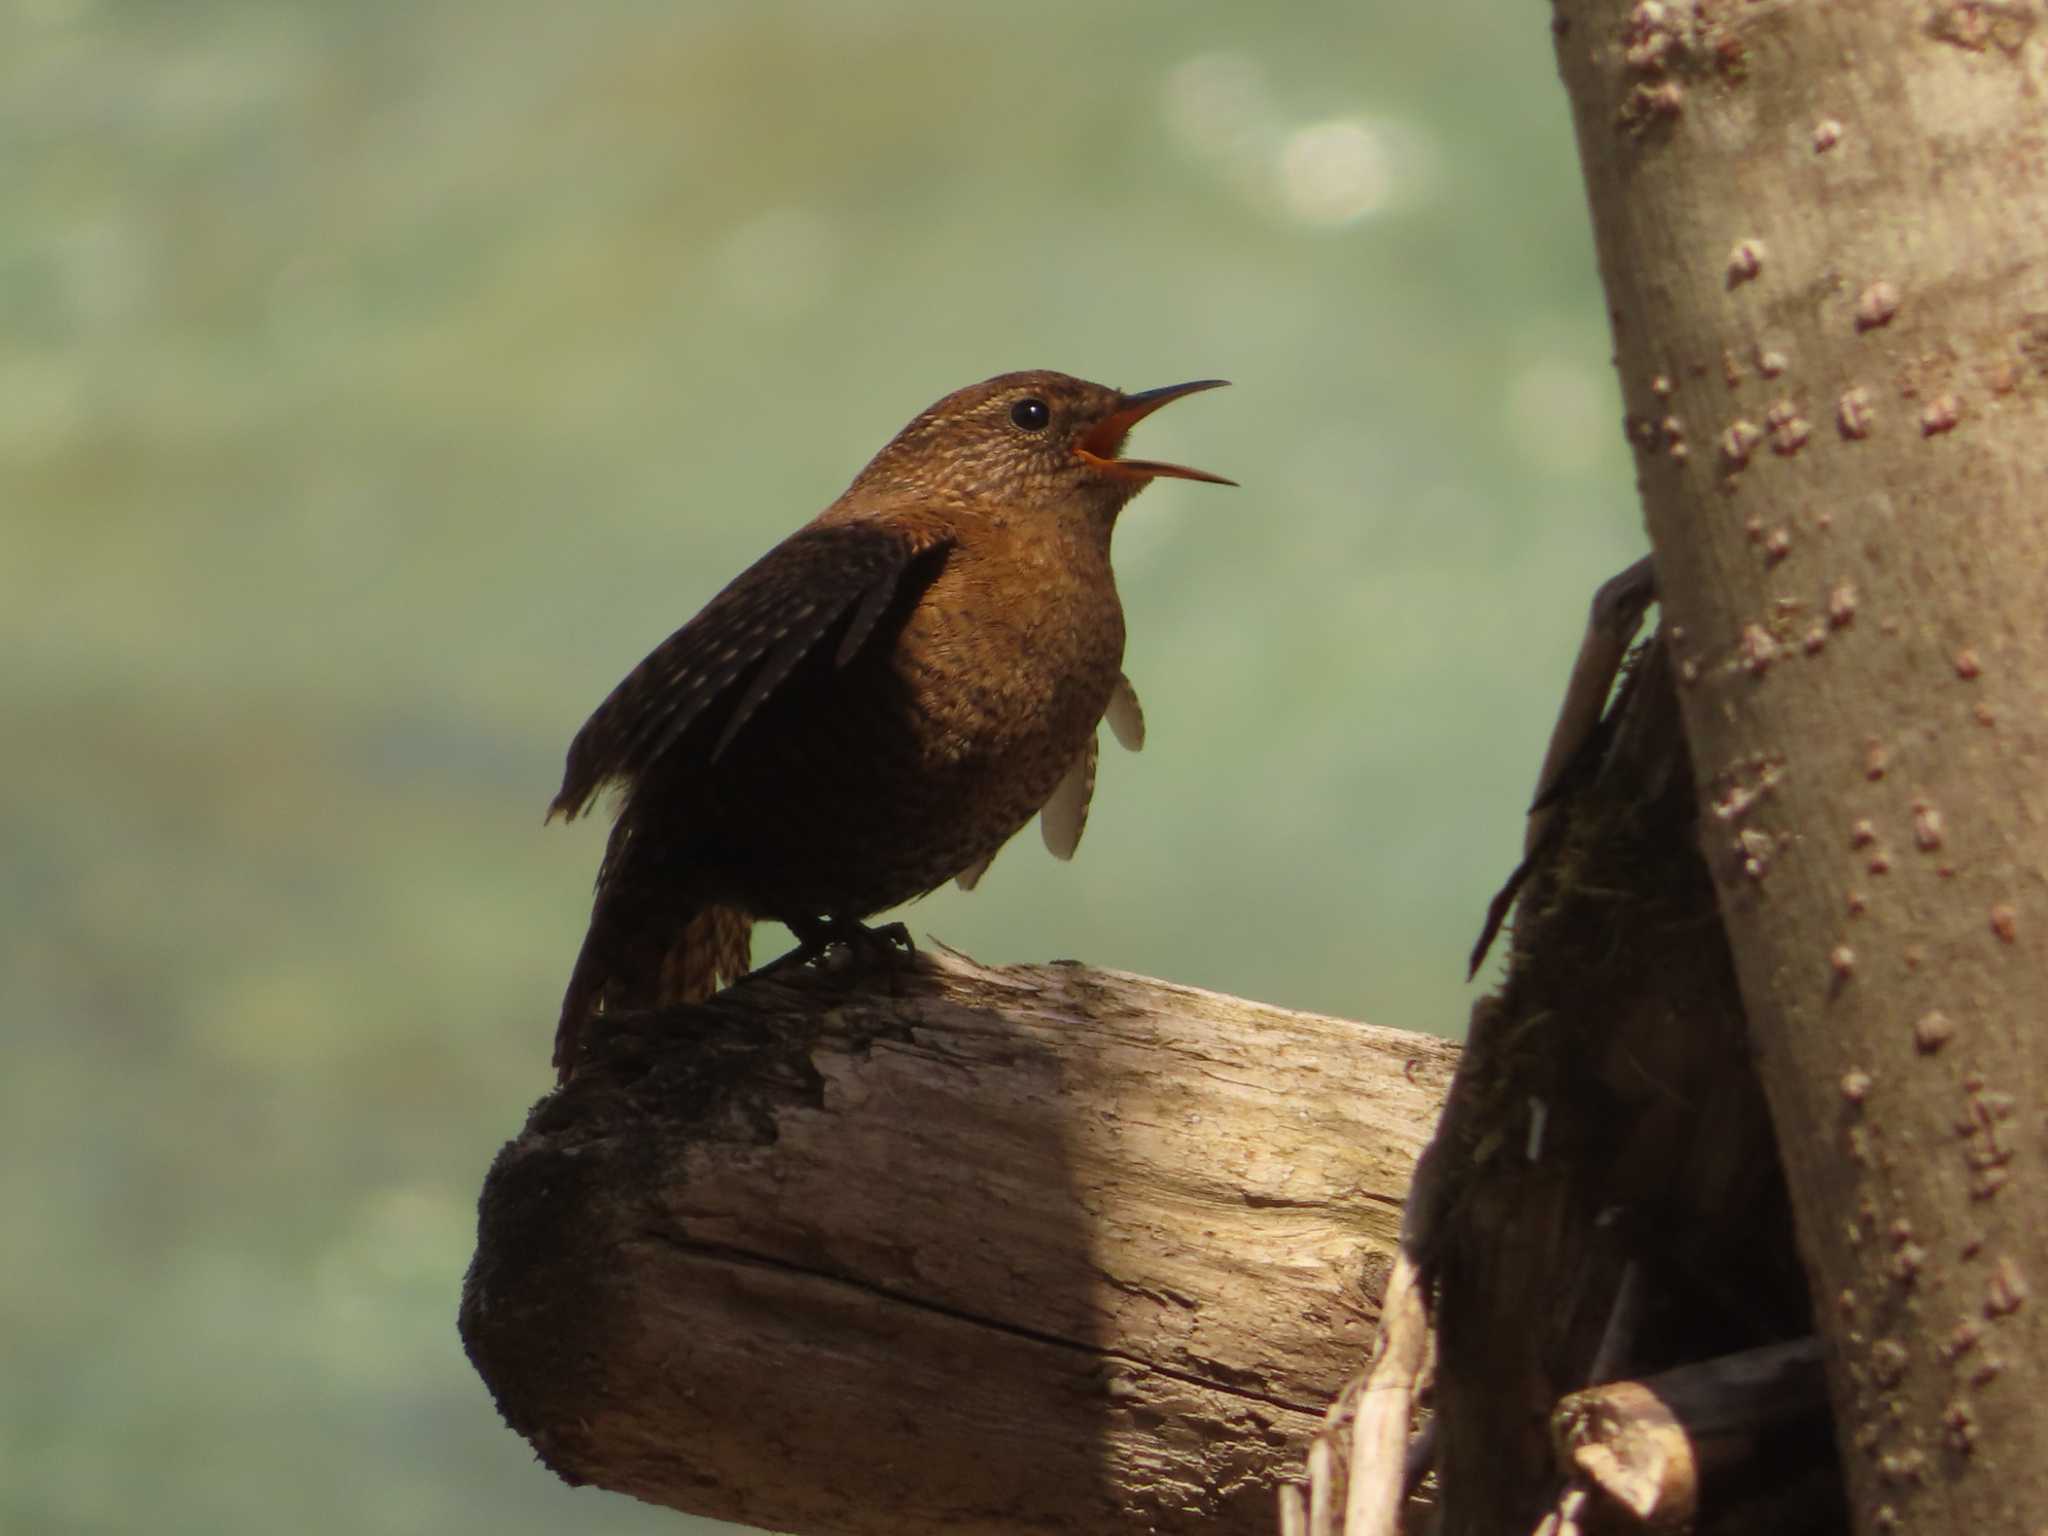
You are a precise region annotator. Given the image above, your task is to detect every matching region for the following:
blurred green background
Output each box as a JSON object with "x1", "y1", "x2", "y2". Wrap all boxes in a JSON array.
[{"x1": 4, "y1": 1, "x2": 1638, "y2": 1531}]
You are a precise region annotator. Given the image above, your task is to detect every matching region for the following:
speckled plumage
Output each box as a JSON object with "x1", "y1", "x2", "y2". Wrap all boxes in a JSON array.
[{"x1": 549, "y1": 369, "x2": 1228, "y2": 1081}]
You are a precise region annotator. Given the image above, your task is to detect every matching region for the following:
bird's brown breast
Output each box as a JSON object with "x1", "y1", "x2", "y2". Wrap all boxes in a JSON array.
[{"x1": 681, "y1": 507, "x2": 1126, "y2": 919}]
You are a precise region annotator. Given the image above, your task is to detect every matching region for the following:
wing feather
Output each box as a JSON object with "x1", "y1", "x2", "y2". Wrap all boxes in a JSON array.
[
  {"x1": 710, "y1": 597, "x2": 848, "y2": 760},
  {"x1": 551, "y1": 520, "x2": 951, "y2": 818},
  {"x1": 834, "y1": 564, "x2": 906, "y2": 668}
]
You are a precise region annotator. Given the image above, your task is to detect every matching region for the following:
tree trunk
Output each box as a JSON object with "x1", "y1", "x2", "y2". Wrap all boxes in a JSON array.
[
  {"x1": 461, "y1": 953, "x2": 1456, "y2": 1536},
  {"x1": 1551, "y1": 5, "x2": 2048, "y2": 1531}
]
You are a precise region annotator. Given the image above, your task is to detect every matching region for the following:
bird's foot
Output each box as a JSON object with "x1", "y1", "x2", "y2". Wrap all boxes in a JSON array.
[
  {"x1": 853, "y1": 920, "x2": 915, "y2": 962},
  {"x1": 750, "y1": 915, "x2": 917, "y2": 987}
]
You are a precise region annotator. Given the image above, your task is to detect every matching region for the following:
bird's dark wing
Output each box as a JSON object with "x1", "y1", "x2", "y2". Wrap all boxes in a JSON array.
[{"x1": 549, "y1": 518, "x2": 953, "y2": 820}]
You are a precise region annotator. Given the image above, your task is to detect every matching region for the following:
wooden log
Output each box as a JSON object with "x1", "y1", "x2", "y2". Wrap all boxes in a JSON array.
[{"x1": 461, "y1": 949, "x2": 1457, "y2": 1536}]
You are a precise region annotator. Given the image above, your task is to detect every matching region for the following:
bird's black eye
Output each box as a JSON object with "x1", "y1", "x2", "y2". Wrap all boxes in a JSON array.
[{"x1": 1009, "y1": 397, "x2": 1051, "y2": 432}]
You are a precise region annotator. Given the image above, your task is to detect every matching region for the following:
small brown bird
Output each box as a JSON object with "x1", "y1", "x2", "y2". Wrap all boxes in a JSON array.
[{"x1": 548, "y1": 369, "x2": 1230, "y2": 1080}]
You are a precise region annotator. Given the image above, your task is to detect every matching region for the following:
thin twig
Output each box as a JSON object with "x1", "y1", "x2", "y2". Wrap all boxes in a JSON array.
[
  {"x1": 1472, "y1": 556, "x2": 1657, "y2": 975},
  {"x1": 1527, "y1": 554, "x2": 1657, "y2": 853},
  {"x1": 1531, "y1": 1485, "x2": 1588, "y2": 1536},
  {"x1": 1342, "y1": 1247, "x2": 1431, "y2": 1536},
  {"x1": 1278, "y1": 1481, "x2": 1308, "y2": 1536},
  {"x1": 1307, "y1": 1437, "x2": 1336, "y2": 1536},
  {"x1": 1400, "y1": 1417, "x2": 1437, "y2": 1500}
]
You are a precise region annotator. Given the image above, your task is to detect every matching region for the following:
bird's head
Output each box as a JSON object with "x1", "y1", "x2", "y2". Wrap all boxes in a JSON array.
[{"x1": 849, "y1": 370, "x2": 1233, "y2": 527}]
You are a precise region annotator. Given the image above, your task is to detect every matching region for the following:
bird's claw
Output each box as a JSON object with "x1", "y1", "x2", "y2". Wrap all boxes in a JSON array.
[
  {"x1": 861, "y1": 921, "x2": 915, "y2": 958},
  {"x1": 751, "y1": 916, "x2": 917, "y2": 986}
]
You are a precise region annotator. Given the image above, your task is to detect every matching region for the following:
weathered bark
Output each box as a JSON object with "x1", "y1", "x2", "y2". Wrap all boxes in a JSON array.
[
  {"x1": 1551, "y1": 7, "x2": 2048, "y2": 1533},
  {"x1": 461, "y1": 952, "x2": 1456, "y2": 1536},
  {"x1": 1419, "y1": 638, "x2": 1829, "y2": 1536}
]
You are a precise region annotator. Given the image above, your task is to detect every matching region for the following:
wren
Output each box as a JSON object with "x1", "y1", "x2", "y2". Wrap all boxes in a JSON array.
[{"x1": 548, "y1": 369, "x2": 1231, "y2": 1081}]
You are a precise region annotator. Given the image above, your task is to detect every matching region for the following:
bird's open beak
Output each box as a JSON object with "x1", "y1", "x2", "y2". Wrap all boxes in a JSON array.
[{"x1": 1076, "y1": 379, "x2": 1236, "y2": 485}]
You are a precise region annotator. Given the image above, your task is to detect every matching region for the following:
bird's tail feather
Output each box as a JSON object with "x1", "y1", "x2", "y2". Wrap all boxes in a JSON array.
[{"x1": 553, "y1": 882, "x2": 753, "y2": 1083}]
